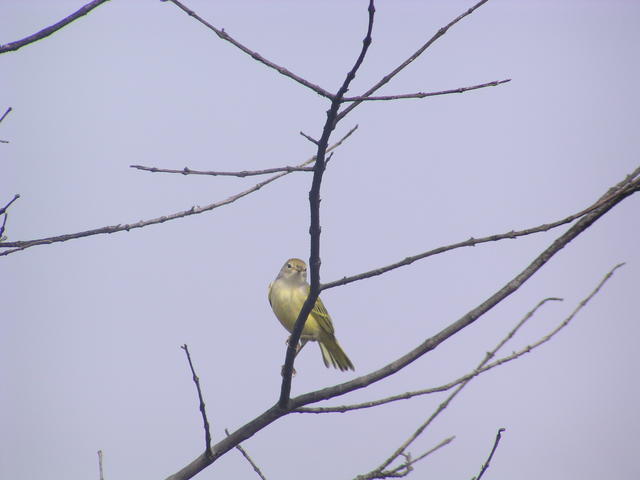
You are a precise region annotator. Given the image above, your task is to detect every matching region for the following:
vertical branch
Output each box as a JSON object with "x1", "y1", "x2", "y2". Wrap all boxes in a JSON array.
[
  {"x1": 181, "y1": 344, "x2": 212, "y2": 455},
  {"x1": 97, "y1": 450, "x2": 105, "y2": 480},
  {"x1": 278, "y1": 0, "x2": 376, "y2": 407}
]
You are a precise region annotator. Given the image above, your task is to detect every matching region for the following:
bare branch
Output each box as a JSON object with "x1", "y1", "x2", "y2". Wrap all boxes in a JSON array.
[
  {"x1": 130, "y1": 164, "x2": 313, "y2": 177},
  {"x1": 129, "y1": 125, "x2": 355, "y2": 178},
  {"x1": 0, "y1": 194, "x2": 20, "y2": 239},
  {"x1": 321, "y1": 166, "x2": 640, "y2": 291},
  {"x1": 0, "y1": 126, "x2": 357, "y2": 256},
  {"x1": 473, "y1": 428, "x2": 506, "y2": 480},
  {"x1": 342, "y1": 79, "x2": 511, "y2": 102},
  {"x1": 181, "y1": 345, "x2": 212, "y2": 455},
  {"x1": 358, "y1": 436, "x2": 455, "y2": 480},
  {"x1": 97, "y1": 450, "x2": 104, "y2": 480},
  {"x1": 0, "y1": 194, "x2": 20, "y2": 216},
  {"x1": 336, "y1": 0, "x2": 491, "y2": 123},
  {"x1": 0, "y1": 107, "x2": 12, "y2": 123},
  {"x1": 0, "y1": 0, "x2": 110, "y2": 54},
  {"x1": 353, "y1": 262, "x2": 624, "y2": 478},
  {"x1": 166, "y1": 167, "x2": 636, "y2": 480},
  {"x1": 296, "y1": 297, "x2": 562, "y2": 414},
  {"x1": 278, "y1": 0, "x2": 376, "y2": 408},
  {"x1": 289, "y1": 172, "x2": 637, "y2": 410},
  {"x1": 0, "y1": 107, "x2": 12, "y2": 143},
  {"x1": 299, "y1": 131, "x2": 319, "y2": 145},
  {"x1": 163, "y1": 0, "x2": 333, "y2": 99},
  {"x1": 406, "y1": 436, "x2": 456, "y2": 469},
  {"x1": 225, "y1": 429, "x2": 268, "y2": 480}
]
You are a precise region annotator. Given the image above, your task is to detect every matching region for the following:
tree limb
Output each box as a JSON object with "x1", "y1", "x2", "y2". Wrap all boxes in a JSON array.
[
  {"x1": 341, "y1": 79, "x2": 511, "y2": 102},
  {"x1": 321, "y1": 165, "x2": 640, "y2": 291},
  {"x1": 278, "y1": 0, "x2": 376, "y2": 408},
  {"x1": 163, "y1": 0, "x2": 333, "y2": 99},
  {"x1": 0, "y1": 126, "x2": 357, "y2": 256},
  {"x1": 336, "y1": 0, "x2": 492, "y2": 123},
  {"x1": 0, "y1": 0, "x2": 110, "y2": 54},
  {"x1": 181, "y1": 345, "x2": 212, "y2": 455}
]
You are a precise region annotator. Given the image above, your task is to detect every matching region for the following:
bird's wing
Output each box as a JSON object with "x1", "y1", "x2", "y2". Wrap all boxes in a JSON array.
[
  {"x1": 311, "y1": 294, "x2": 336, "y2": 336},
  {"x1": 267, "y1": 281, "x2": 274, "y2": 308}
]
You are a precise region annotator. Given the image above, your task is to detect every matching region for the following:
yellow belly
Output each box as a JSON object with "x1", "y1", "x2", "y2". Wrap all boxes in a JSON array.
[{"x1": 269, "y1": 281, "x2": 321, "y2": 340}]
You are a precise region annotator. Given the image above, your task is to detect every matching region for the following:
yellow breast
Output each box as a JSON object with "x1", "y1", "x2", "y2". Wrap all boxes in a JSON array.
[{"x1": 268, "y1": 279, "x2": 321, "y2": 340}]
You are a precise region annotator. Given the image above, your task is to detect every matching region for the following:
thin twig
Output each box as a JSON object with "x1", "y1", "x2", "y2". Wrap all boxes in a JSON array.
[
  {"x1": 181, "y1": 345, "x2": 212, "y2": 455},
  {"x1": 0, "y1": 107, "x2": 12, "y2": 123},
  {"x1": 359, "y1": 263, "x2": 624, "y2": 477},
  {"x1": 342, "y1": 79, "x2": 511, "y2": 102},
  {"x1": 0, "y1": 194, "x2": 20, "y2": 239},
  {"x1": 473, "y1": 428, "x2": 506, "y2": 480},
  {"x1": 296, "y1": 297, "x2": 562, "y2": 414},
  {"x1": 336, "y1": 0, "x2": 491, "y2": 123},
  {"x1": 130, "y1": 165, "x2": 314, "y2": 176},
  {"x1": 0, "y1": 194, "x2": 20, "y2": 216},
  {"x1": 0, "y1": 1, "x2": 110, "y2": 54},
  {"x1": 164, "y1": 0, "x2": 333, "y2": 99},
  {"x1": 321, "y1": 167, "x2": 640, "y2": 291},
  {"x1": 278, "y1": 0, "x2": 375, "y2": 408},
  {"x1": 97, "y1": 450, "x2": 104, "y2": 480},
  {"x1": 0, "y1": 127, "x2": 358, "y2": 256},
  {"x1": 299, "y1": 131, "x2": 319, "y2": 145},
  {"x1": 359, "y1": 436, "x2": 455, "y2": 479},
  {"x1": 407, "y1": 436, "x2": 455, "y2": 469},
  {"x1": 224, "y1": 429, "x2": 268, "y2": 480}
]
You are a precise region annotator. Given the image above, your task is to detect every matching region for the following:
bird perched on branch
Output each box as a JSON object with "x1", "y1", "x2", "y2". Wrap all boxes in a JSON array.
[{"x1": 268, "y1": 258, "x2": 354, "y2": 371}]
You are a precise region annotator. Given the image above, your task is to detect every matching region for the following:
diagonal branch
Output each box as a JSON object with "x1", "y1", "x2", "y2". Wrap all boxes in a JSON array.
[
  {"x1": 0, "y1": 126, "x2": 357, "y2": 257},
  {"x1": 165, "y1": 172, "x2": 635, "y2": 480},
  {"x1": 341, "y1": 79, "x2": 510, "y2": 102},
  {"x1": 163, "y1": 0, "x2": 333, "y2": 99},
  {"x1": 321, "y1": 165, "x2": 640, "y2": 291},
  {"x1": 296, "y1": 297, "x2": 562, "y2": 414},
  {"x1": 278, "y1": 0, "x2": 376, "y2": 408},
  {"x1": 0, "y1": 107, "x2": 12, "y2": 123},
  {"x1": 362, "y1": 262, "x2": 622, "y2": 476},
  {"x1": 336, "y1": 0, "x2": 491, "y2": 123},
  {"x1": 289, "y1": 168, "x2": 638, "y2": 409},
  {"x1": 225, "y1": 429, "x2": 268, "y2": 480},
  {"x1": 473, "y1": 428, "x2": 506, "y2": 480},
  {"x1": 0, "y1": 0, "x2": 110, "y2": 54}
]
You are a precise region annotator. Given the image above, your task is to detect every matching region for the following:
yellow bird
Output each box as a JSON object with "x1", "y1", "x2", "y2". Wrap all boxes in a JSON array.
[{"x1": 268, "y1": 258, "x2": 354, "y2": 371}]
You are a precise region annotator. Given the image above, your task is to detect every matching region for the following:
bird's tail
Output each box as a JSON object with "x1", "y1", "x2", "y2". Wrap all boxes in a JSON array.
[{"x1": 319, "y1": 335, "x2": 354, "y2": 371}]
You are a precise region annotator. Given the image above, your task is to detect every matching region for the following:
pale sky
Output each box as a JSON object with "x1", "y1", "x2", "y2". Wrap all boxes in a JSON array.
[{"x1": 2, "y1": 1, "x2": 639, "y2": 479}]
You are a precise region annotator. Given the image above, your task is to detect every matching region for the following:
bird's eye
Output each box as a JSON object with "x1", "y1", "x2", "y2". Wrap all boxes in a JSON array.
[{"x1": 287, "y1": 263, "x2": 292, "y2": 268}]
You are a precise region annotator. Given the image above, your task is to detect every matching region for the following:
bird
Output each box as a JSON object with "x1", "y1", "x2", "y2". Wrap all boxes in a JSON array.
[{"x1": 268, "y1": 258, "x2": 354, "y2": 371}]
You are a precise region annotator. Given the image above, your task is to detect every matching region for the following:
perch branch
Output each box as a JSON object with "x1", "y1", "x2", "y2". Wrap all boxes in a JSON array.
[
  {"x1": 165, "y1": 171, "x2": 635, "y2": 480},
  {"x1": 296, "y1": 297, "x2": 562, "y2": 414},
  {"x1": 278, "y1": 0, "x2": 375, "y2": 407}
]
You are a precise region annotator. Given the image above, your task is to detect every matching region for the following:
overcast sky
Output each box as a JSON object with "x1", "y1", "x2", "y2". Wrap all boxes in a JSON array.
[{"x1": 2, "y1": 1, "x2": 639, "y2": 479}]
